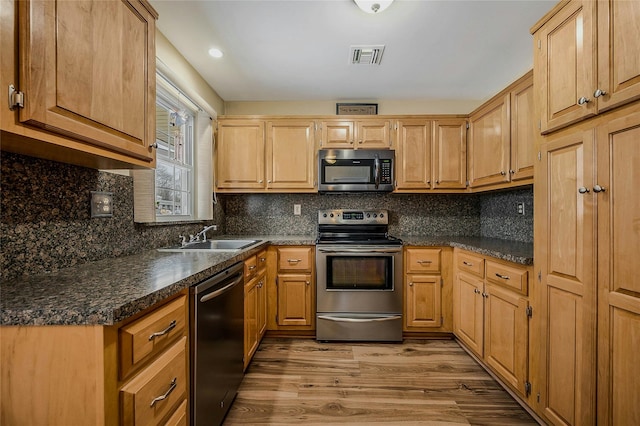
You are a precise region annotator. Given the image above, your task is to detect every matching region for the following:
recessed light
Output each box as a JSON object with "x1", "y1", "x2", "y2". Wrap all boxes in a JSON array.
[{"x1": 208, "y1": 48, "x2": 223, "y2": 58}]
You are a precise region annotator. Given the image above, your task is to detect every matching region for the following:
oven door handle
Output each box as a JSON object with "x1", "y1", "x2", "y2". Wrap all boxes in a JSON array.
[
  {"x1": 317, "y1": 248, "x2": 401, "y2": 254},
  {"x1": 317, "y1": 315, "x2": 402, "y2": 323}
]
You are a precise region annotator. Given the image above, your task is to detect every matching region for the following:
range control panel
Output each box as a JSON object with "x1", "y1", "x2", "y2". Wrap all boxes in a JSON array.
[{"x1": 318, "y1": 209, "x2": 389, "y2": 225}]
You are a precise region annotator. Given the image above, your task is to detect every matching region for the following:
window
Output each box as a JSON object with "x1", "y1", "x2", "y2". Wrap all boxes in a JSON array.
[
  {"x1": 155, "y1": 85, "x2": 195, "y2": 218},
  {"x1": 132, "y1": 72, "x2": 213, "y2": 223}
]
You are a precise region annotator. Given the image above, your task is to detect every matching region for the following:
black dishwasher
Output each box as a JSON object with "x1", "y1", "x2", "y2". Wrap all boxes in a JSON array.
[{"x1": 190, "y1": 262, "x2": 244, "y2": 426}]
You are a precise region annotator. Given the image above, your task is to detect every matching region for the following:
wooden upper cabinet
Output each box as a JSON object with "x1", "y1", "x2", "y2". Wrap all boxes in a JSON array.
[
  {"x1": 509, "y1": 76, "x2": 535, "y2": 182},
  {"x1": 395, "y1": 119, "x2": 432, "y2": 190},
  {"x1": 394, "y1": 118, "x2": 466, "y2": 192},
  {"x1": 216, "y1": 120, "x2": 265, "y2": 190},
  {"x1": 596, "y1": 0, "x2": 640, "y2": 113},
  {"x1": 533, "y1": 0, "x2": 640, "y2": 133},
  {"x1": 468, "y1": 94, "x2": 510, "y2": 188},
  {"x1": 13, "y1": 0, "x2": 157, "y2": 166},
  {"x1": 266, "y1": 120, "x2": 316, "y2": 190},
  {"x1": 320, "y1": 119, "x2": 391, "y2": 149},
  {"x1": 433, "y1": 119, "x2": 467, "y2": 189},
  {"x1": 534, "y1": 0, "x2": 596, "y2": 134}
]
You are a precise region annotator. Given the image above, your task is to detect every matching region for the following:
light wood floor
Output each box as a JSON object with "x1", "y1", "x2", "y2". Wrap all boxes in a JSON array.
[{"x1": 224, "y1": 338, "x2": 537, "y2": 425}]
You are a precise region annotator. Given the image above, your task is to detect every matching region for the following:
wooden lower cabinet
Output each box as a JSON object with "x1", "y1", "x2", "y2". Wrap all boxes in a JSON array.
[
  {"x1": 267, "y1": 246, "x2": 315, "y2": 331},
  {"x1": 244, "y1": 250, "x2": 268, "y2": 369},
  {"x1": 453, "y1": 249, "x2": 532, "y2": 399},
  {"x1": 404, "y1": 247, "x2": 452, "y2": 332},
  {"x1": 535, "y1": 103, "x2": 640, "y2": 425},
  {"x1": 0, "y1": 293, "x2": 189, "y2": 426}
]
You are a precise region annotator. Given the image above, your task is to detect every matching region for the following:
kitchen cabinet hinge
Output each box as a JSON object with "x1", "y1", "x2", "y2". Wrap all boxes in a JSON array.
[
  {"x1": 465, "y1": 180, "x2": 470, "y2": 187},
  {"x1": 465, "y1": 121, "x2": 470, "y2": 129},
  {"x1": 537, "y1": 39, "x2": 541, "y2": 49},
  {"x1": 526, "y1": 305, "x2": 533, "y2": 318},
  {"x1": 537, "y1": 120, "x2": 541, "y2": 130},
  {"x1": 8, "y1": 85, "x2": 24, "y2": 110},
  {"x1": 538, "y1": 271, "x2": 542, "y2": 282},
  {"x1": 537, "y1": 151, "x2": 542, "y2": 161},
  {"x1": 440, "y1": 278, "x2": 443, "y2": 286},
  {"x1": 525, "y1": 381, "x2": 532, "y2": 396}
]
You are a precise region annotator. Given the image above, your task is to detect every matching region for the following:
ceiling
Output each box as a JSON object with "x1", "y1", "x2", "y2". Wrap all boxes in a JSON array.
[{"x1": 150, "y1": 0, "x2": 555, "y2": 104}]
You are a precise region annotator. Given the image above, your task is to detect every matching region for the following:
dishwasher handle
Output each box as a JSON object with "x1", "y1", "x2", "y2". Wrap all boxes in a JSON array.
[{"x1": 199, "y1": 273, "x2": 243, "y2": 303}]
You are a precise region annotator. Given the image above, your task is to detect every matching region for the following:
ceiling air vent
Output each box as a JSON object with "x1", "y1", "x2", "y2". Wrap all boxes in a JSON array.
[{"x1": 350, "y1": 45, "x2": 385, "y2": 65}]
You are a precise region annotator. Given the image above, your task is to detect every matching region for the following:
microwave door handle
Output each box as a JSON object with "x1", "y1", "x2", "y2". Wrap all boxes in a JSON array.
[{"x1": 374, "y1": 156, "x2": 380, "y2": 189}]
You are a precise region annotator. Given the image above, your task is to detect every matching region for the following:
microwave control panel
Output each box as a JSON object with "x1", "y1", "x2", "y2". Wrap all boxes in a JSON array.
[{"x1": 380, "y1": 160, "x2": 392, "y2": 184}]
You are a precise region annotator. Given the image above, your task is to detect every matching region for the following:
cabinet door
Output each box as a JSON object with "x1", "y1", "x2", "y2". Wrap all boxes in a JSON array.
[
  {"x1": 17, "y1": 0, "x2": 156, "y2": 164},
  {"x1": 596, "y1": 110, "x2": 640, "y2": 425},
  {"x1": 320, "y1": 120, "x2": 355, "y2": 148},
  {"x1": 433, "y1": 119, "x2": 467, "y2": 189},
  {"x1": 244, "y1": 276, "x2": 258, "y2": 369},
  {"x1": 536, "y1": 129, "x2": 596, "y2": 425},
  {"x1": 395, "y1": 119, "x2": 432, "y2": 190},
  {"x1": 356, "y1": 120, "x2": 392, "y2": 149},
  {"x1": 534, "y1": 0, "x2": 597, "y2": 133},
  {"x1": 484, "y1": 283, "x2": 528, "y2": 397},
  {"x1": 216, "y1": 120, "x2": 265, "y2": 189},
  {"x1": 468, "y1": 94, "x2": 510, "y2": 188},
  {"x1": 453, "y1": 271, "x2": 484, "y2": 356},
  {"x1": 596, "y1": 0, "x2": 640, "y2": 113},
  {"x1": 405, "y1": 275, "x2": 442, "y2": 328},
  {"x1": 510, "y1": 76, "x2": 535, "y2": 181},
  {"x1": 266, "y1": 120, "x2": 316, "y2": 190},
  {"x1": 277, "y1": 274, "x2": 313, "y2": 326}
]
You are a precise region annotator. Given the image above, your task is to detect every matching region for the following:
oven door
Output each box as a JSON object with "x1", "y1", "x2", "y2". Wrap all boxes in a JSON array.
[{"x1": 316, "y1": 245, "x2": 403, "y2": 314}]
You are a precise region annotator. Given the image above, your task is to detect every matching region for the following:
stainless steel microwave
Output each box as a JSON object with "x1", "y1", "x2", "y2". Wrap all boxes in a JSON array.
[{"x1": 318, "y1": 149, "x2": 394, "y2": 192}]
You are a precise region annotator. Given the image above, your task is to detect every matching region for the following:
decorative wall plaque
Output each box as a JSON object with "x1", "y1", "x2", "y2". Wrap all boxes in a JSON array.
[{"x1": 336, "y1": 103, "x2": 378, "y2": 115}]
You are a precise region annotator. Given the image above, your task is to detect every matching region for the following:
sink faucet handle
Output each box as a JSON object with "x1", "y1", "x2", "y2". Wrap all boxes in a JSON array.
[{"x1": 179, "y1": 235, "x2": 188, "y2": 247}]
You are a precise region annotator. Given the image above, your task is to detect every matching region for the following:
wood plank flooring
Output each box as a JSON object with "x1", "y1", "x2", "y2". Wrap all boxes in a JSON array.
[{"x1": 224, "y1": 338, "x2": 537, "y2": 425}]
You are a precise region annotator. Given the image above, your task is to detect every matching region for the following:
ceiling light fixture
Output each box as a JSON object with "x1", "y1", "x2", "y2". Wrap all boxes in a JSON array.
[
  {"x1": 208, "y1": 48, "x2": 223, "y2": 58},
  {"x1": 354, "y1": 0, "x2": 394, "y2": 14}
]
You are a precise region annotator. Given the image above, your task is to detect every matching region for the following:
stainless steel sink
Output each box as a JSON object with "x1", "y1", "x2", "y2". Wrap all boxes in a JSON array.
[{"x1": 158, "y1": 239, "x2": 262, "y2": 252}]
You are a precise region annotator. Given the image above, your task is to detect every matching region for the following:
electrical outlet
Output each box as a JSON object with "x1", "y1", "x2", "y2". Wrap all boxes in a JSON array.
[
  {"x1": 517, "y1": 202, "x2": 525, "y2": 215},
  {"x1": 90, "y1": 191, "x2": 113, "y2": 218},
  {"x1": 294, "y1": 204, "x2": 301, "y2": 215}
]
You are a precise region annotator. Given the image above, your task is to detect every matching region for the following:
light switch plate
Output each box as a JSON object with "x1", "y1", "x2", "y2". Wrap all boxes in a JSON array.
[{"x1": 91, "y1": 191, "x2": 113, "y2": 218}]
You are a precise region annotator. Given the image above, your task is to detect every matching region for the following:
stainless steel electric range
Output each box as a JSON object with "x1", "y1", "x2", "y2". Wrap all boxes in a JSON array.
[{"x1": 315, "y1": 209, "x2": 403, "y2": 342}]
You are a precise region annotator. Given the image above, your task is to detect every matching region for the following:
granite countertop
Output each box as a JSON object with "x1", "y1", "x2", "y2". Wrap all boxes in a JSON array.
[
  {"x1": 399, "y1": 236, "x2": 533, "y2": 266},
  {"x1": 1, "y1": 234, "x2": 531, "y2": 327}
]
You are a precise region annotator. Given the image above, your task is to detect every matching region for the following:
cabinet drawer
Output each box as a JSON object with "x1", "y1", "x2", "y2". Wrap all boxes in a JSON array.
[
  {"x1": 406, "y1": 248, "x2": 441, "y2": 273},
  {"x1": 244, "y1": 255, "x2": 258, "y2": 280},
  {"x1": 163, "y1": 399, "x2": 187, "y2": 426},
  {"x1": 119, "y1": 296, "x2": 186, "y2": 379},
  {"x1": 486, "y1": 260, "x2": 528, "y2": 295},
  {"x1": 456, "y1": 252, "x2": 485, "y2": 278},
  {"x1": 121, "y1": 337, "x2": 187, "y2": 426},
  {"x1": 277, "y1": 247, "x2": 313, "y2": 272},
  {"x1": 256, "y1": 249, "x2": 268, "y2": 272}
]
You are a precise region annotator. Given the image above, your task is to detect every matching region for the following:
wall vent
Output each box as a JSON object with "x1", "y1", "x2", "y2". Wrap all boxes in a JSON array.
[{"x1": 350, "y1": 45, "x2": 385, "y2": 65}]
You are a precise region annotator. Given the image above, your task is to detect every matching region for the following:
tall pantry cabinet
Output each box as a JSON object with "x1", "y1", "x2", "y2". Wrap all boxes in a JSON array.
[{"x1": 532, "y1": 0, "x2": 640, "y2": 424}]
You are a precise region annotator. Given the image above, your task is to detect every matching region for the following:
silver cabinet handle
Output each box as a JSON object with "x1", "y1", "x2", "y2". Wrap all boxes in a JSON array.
[
  {"x1": 150, "y1": 378, "x2": 177, "y2": 407},
  {"x1": 578, "y1": 96, "x2": 590, "y2": 105},
  {"x1": 248, "y1": 265, "x2": 256, "y2": 270},
  {"x1": 495, "y1": 273, "x2": 510, "y2": 280},
  {"x1": 509, "y1": 169, "x2": 515, "y2": 174},
  {"x1": 500, "y1": 171, "x2": 506, "y2": 176},
  {"x1": 258, "y1": 280, "x2": 264, "y2": 288},
  {"x1": 417, "y1": 260, "x2": 432, "y2": 264},
  {"x1": 578, "y1": 187, "x2": 590, "y2": 194},
  {"x1": 148, "y1": 320, "x2": 177, "y2": 341},
  {"x1": 482, "y1": 292, "x2": 489, "y2": 298},
  {"x1": 593, "y1": 184, "x2": 606, "y2": 193},
  {"x1": 463, "y1": 261, "x2": 473, "y2": 266},
  {"x1": 305, "y1": 281, "x2": 310, "y2": 285},
  {"x1": 594, "y1": 89, "x2": 607, "y2": 98},
  {"x1": 409, "y1": 282, "x2": 414, "y2": 286},
  {"x1": 474, "y1": 288, "x2": 481, "y2": 294},
  {"x1": 318, "y1": 315, "x2": 402, "y2": 323},
  {"x1": 287, "y1": 258, "x2": 301, "y2": 263},
  {"x1": 259, "y1": 257, "x2": 266, "y2": 262}
]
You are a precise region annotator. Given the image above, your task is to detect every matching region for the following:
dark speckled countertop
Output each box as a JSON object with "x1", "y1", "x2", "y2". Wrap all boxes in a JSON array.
[{"x1": 1, "y1": 235, "x2": 531, "y2": 327}]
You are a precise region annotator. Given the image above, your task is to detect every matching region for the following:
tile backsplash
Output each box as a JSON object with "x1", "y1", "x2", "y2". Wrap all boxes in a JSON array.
[{"x1": 1, "y1": 152, "x2": 532, "y2": 280}]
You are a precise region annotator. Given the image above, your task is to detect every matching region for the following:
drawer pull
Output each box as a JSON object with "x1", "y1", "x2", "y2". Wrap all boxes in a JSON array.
[
  {"x1": 259, "y1": 257, "x2": 266, "y2": 262},
  {"x1": 495, "y1": 273, "x2": 510, "y2": 280},
  {"x1": 463, "y1": 261, "x2": 473, "y2": 266},
  {"x1": 417, "y1": 260, "x2": 432, "y2": 264},
  {"x1": 148, "y1": 320, "x2": 177, "y2": 341},
  {"x1": 474, "y1": 288, "x2": 481, "y2": 294},
  {"x1": 287, "y1": 259, "x2": 302, "y2": 263},
  {"x1": 248, "y1": 265, "x2": 257, "y2": 270},
  {"x1": 150, "y1": 378, "x2": 177, "y2": 407}
]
